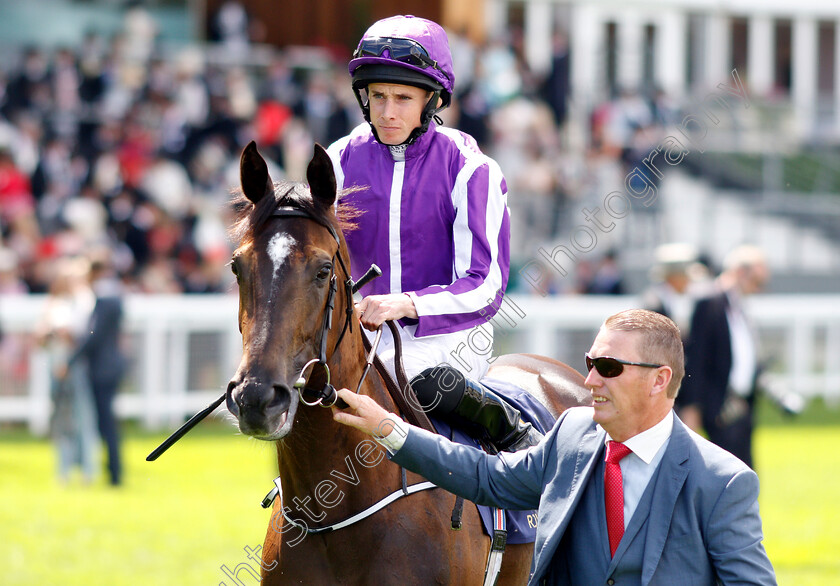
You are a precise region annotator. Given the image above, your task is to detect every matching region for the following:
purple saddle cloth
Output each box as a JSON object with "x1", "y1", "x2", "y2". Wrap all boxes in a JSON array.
[{"x1": 430, "y1": 377, "x2": 555, "y2": 545}]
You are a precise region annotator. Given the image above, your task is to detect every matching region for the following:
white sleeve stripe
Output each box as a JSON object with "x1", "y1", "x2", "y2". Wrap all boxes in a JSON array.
[
  {"x1": 329, "y1": 123, "x2": 370, "y2": 195},
  {"x1": 413, "y1": 130, "x2": 507, "y2": 317},
  {"x1": 451, "y1": 157, "x2": 483, "y2": 281}
]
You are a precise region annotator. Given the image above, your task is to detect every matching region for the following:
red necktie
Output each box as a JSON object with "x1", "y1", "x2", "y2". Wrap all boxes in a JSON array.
[{"x1": 604, "y1": 441, "x2": 633, "y2": 557}]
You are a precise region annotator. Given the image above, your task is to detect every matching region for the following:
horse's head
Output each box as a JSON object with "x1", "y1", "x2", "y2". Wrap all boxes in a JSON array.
[{"x1": 226, "y1": 141, "x2": 349, "y2": 440}]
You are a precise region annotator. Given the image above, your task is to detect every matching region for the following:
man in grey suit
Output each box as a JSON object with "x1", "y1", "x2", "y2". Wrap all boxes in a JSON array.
[{"x1": 333, "y1": 309, "x2": 775, "y2": 585}]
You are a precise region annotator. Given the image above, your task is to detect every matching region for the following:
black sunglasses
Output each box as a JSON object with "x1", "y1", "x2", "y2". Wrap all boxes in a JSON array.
[
  {"x1": 585, "y1": 353, "x2": 663, "y2": 378},
  {"x1": 354, "y1": 37, "x2": 451, "y2": 82}
]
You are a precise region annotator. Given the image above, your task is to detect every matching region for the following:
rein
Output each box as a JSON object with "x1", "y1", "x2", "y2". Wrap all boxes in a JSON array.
[{"x1": 363, "y1": 322, "x2": 436, "y2": 433}]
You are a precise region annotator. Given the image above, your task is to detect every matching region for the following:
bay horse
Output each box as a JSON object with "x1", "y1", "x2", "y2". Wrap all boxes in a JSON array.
[{"x1": 225, "y1": 141, "x2": 590, "y2": 585}]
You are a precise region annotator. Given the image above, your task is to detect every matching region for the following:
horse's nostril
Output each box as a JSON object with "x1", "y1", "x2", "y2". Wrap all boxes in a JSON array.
[
  {"x1": 225, "y1": 380, "x2": 241, "y2": 417},
  {"x1": 230, "y1": 379, "x2": 290, "y2": 411},
  {"x1": 268, "y1": 385, "x2": 289, "y2": 409}
]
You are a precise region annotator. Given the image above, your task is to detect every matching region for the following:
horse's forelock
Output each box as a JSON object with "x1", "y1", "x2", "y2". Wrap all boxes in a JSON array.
[{"x1": 229, "y1": 181, "x2": 360, "y2": 248}]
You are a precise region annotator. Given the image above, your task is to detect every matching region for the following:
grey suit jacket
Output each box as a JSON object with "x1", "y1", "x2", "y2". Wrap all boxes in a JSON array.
[{"x1": 392, "y1": 408, "x2": 775, "y2": 585}]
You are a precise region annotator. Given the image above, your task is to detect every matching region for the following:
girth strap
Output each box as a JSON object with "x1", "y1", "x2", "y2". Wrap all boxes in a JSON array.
[{"x1": 261, "y1": 474, "x2": 437, "y2": 534}]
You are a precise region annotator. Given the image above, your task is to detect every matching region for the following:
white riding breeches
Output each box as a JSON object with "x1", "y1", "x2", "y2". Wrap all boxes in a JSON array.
[{"x1": 365, "y1": 322, "x2": 494, "y2": 383}]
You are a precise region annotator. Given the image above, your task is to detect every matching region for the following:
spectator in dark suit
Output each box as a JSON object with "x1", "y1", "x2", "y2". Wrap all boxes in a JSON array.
[
  {"x1": 681, "y1": 245, "x2": 769, "y2": 469},
  {"x1": 70, "y1": 249, "x2": 127, "y2": 486},
  {"x1": 642, "y1": 243, "x2": 712, "y2": 425},
  {"x1": 642, "y1": 243, "x2": 710, "y2": 335}
]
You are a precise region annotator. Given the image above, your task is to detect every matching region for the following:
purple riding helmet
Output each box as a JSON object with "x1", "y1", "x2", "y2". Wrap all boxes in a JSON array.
[{"x1": 348, "y1": 15, "x2": 455, "y2": 145}]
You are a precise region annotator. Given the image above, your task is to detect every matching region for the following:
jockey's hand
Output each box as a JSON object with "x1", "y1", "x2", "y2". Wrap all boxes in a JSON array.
[
  {"x1": 356, "y1": 293, "x2": 417, "y2": 331},
  {"x1": 332, "y1": 388, "x2": 401, "y2": 438}
]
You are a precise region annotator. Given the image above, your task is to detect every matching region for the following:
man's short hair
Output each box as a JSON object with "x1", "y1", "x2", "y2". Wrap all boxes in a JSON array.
[{"x1": 604, "y1": 309, "x2": 685, "y2": 398}]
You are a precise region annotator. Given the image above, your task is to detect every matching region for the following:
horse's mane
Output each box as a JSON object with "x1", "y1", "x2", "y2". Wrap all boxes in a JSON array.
[{"x1": 229, "y1": 181, "x2": 362, "y2": 247}]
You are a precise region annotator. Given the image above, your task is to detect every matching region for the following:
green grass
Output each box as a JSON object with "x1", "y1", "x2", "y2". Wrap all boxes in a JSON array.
[
  {"x1": 753, "y1": 397, "x2": 840, "y2": 585},
  {"x1": 758, "y1": 425, "x2": 840, "y2": 585},
  {"x1": 2, "y1": 403, "x2": 839, "y2": 585},
  {"x1": 1, "y1": 422, "x2": 276, "y2": 585}
]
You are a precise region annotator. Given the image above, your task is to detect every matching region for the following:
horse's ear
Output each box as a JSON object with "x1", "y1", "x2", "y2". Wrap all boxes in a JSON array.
[
  {"x1": 240, "y1": 141, "x2": 273, "y2": 204},
  {"x1": 306, "y1": 143, "x2": 336, "y2": 208}
]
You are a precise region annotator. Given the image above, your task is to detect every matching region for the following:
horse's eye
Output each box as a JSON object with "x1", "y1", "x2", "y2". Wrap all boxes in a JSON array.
[
  {"x1": 230, "y1": 261, "x2": 240, "y2": 279},
  {"x1": 316, "y1": 265, "x2": 331, "y2": 281}
]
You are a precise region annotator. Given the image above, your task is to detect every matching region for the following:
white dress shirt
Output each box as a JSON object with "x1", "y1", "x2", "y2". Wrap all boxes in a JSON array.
[
  {"x1": 377, "y1": 415, "x2": 410, "y2": 454},
  {"x1": 603, "y1": 412, "x2": 674, "y2": 529},
  {"x1": 725, "y1": 290, "x2": 758, "y2": 397}
]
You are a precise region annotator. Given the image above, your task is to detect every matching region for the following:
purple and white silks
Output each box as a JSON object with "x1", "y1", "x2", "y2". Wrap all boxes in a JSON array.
[{"x1": 327, "y1": 122, "x2": 510, "y2": 379}]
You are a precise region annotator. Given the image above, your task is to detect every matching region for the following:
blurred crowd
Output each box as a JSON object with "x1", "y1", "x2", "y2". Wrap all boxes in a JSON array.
[
  {"x1": 0, "y1": 3, "x2": 683, "y2": 297},
  {"x1": 1, "y1": 7, "x2": 803, "y2": 471}
]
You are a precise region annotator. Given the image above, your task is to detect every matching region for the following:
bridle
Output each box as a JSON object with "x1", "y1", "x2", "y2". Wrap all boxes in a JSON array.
[
  {"x1": 147, "y1": 198, "x2": 432, "y2": 456},
  {"x1": 270, "y1": 205, "x2": 355, "y2": 408},
  {"x1": 270, "y1": 205, "x2": 389, "y2": 408},
  {"x1": 147, "y1": 198, "x2": 456, "y2": 549},
  {"x1": 270, "y1": 205, "x2": 439, "y2": 435},
  {"x1": 145, "y1": 201, "x2": 377, "y2": 461},
  {"x1": 258, "y1": 204, "x2": 442, "y2": 532}
]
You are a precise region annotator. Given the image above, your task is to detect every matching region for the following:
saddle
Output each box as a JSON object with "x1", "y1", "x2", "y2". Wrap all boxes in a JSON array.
[{"x1": 365, "y1": 321, "x2": 551, "y2": 545}]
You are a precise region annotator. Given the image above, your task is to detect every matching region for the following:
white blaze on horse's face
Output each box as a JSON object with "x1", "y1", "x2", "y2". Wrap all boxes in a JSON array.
[
  {"x1": 268, "y1": 233, "x2": 295, "y2": 274},
  {"x1": 253, "y1": 232, "x2": 297, "y2": 365}
]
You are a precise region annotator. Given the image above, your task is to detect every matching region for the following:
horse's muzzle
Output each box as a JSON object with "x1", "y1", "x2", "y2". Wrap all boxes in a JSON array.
[{"x1": 226, "y1": 378, "x2": 294, "y2": 439}]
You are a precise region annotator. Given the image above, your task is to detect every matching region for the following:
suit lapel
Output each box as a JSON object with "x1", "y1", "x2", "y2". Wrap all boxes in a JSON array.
[
  {"x1": 532, "y1": 424, "x2": 606, "y2": 582},
  {"x1": 640, "y1": 413, "x2": 690, "y2": 585}
]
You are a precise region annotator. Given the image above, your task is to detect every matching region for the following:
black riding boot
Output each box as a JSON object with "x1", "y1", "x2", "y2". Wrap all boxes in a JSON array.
[{"x1": 411, "y1": 366, "x2": 542, "y2": 453}]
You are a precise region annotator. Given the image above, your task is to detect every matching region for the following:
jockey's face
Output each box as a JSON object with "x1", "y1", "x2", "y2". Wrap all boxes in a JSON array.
[{"x1": 367, "y1": 82, "x2": 431, "y2": 145}]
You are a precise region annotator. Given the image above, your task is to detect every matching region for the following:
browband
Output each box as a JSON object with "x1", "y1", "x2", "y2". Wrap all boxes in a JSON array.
[{"x1": 272, "y1": 206, "x2": 341, "y2": 246}]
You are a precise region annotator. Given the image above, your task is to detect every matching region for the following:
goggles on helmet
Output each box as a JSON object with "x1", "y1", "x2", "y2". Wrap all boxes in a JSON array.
[{"x1": 353, "y1": 36, "x2": 451, "y2": 84}]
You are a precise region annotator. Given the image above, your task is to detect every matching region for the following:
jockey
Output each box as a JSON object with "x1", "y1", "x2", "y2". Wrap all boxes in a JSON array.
[{"x1": 327, "y1": 15, "x2": 540, "y2": 452}]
